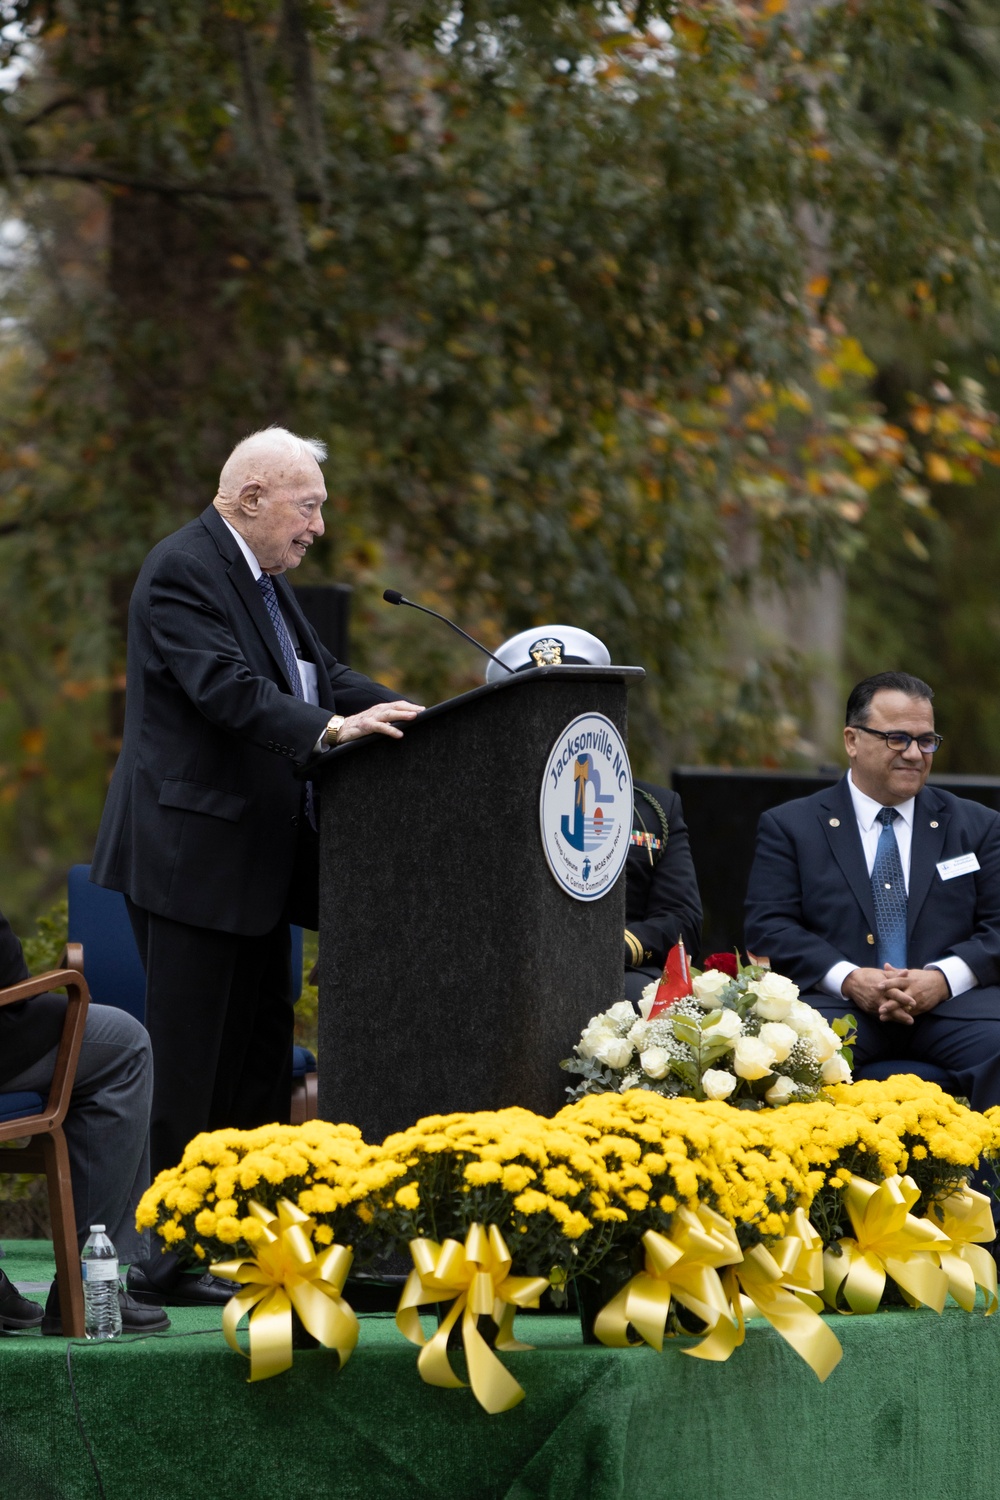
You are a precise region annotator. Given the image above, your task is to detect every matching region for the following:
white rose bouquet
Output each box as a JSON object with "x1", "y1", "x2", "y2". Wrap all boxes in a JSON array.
[{"x1": 562, "y1": 958, "x2": 855, "y2": 1108}]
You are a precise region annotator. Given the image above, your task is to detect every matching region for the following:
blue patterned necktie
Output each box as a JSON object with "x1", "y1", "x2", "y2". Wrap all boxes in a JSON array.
[
  {"x1": 256, "y1": 574, "x2": 302, "y2": 699},
  {"x1": 256, "y1": 573, "x2": 315, "y2": 828},
  {"x1": 871, "y1": 806, "x2": 907, "y2": 970}
]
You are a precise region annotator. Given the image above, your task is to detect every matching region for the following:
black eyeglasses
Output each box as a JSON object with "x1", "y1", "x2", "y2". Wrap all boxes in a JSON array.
[{"x1": 854, "y1": 726, "x2": 943, "y2": 753}]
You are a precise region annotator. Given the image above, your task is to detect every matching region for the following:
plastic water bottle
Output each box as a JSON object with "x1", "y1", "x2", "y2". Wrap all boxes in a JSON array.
[{"x1": 81, "y1": 1225, "x2": 122, "y2": 1340}]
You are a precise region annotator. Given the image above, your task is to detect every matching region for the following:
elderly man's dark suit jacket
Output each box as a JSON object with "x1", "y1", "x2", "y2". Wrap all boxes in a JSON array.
[
  {"x1": 744, "y1": 775, "x2": 1000, "y2": 1018},
  {"x1": 91, "y1": 505, "x2": 398, "y2": 933}
]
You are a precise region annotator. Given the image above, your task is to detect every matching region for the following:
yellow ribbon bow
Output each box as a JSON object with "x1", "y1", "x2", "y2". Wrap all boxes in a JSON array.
[
  {"x1": 822, "y1": 1174, "x2": 950, "y2": 1315},
  {"x1": 211, "y1": 1198, "x2": 359, "y2": 1383},
  {"x1": 720, "y1": 1211, "x2": 843, "y2": 1382},
  {"x1": 395, "y1": 1224, "x2": 549, "y2": 1415},
  {"x1": 593, "y1": 1205, "x2": 742, "y2": 1359},
  {"x1": 927, "y1": 1183, "x2": 998, "y2": 1314}
]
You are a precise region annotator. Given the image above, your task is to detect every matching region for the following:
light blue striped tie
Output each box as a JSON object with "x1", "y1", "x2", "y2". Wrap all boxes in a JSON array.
[{"x1": 871, "y1": 807, "x2": 907, "y2": 970}]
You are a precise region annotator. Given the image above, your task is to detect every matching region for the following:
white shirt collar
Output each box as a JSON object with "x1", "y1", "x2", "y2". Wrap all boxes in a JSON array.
[
  {"x1": 220, "y1": 514, "x2": 263, "y2": 581},
  {"x1": 847, "y1": 769, "x2": 915, "y2": 832}
]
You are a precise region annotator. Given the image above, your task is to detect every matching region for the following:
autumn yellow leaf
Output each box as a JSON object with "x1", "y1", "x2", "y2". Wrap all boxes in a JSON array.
[
  {"x1": 925, "y1": 453, "x2": 953, "y2": 483},
  {"x1": 673, "y1": 15, "x2": 706, "y2": 48}
]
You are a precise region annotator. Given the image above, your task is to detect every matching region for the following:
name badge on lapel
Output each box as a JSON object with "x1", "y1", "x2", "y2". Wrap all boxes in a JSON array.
[{"x1": 936, "y1": 853, "x2": 981, "y2": 881}]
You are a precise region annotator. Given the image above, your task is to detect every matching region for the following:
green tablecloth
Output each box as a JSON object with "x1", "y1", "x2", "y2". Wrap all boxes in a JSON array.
[{"x1": 0, "y1": 1242, "x2": 996, "y2": 1500}]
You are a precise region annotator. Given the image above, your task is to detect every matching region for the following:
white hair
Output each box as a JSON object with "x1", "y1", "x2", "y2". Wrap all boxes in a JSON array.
[
  {"x1": 215, "y1": 425, "x2": 328, "y2": 504},
  {"x1": 228, "y1": 425, "x2": 327, "y2": 468}
]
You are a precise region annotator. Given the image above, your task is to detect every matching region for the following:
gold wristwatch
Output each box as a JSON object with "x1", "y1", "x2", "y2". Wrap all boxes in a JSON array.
[{"x1": 324, "y1": 715, "x2": 346, "y2": 746}]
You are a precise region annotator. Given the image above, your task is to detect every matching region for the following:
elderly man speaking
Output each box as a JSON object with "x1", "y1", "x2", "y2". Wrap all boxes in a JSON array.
[{"x1": 92, "y1": 427, "x2": 420, "y2": 1299}]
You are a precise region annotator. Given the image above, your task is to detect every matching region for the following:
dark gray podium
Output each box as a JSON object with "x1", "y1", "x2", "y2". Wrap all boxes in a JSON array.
[{"x1": 311, "y1": 665, "x2": 643, "y2": 1142}]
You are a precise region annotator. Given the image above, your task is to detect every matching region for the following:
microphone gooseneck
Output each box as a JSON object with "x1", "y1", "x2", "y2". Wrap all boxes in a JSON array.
[{"x1": 382, "y1": 590, "x2": 515, "y2": 675}]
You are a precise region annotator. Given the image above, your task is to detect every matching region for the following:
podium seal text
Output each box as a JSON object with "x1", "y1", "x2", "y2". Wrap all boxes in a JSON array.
[{"x1": 539, "y1": 712, "x2": 633, "y2": 901}]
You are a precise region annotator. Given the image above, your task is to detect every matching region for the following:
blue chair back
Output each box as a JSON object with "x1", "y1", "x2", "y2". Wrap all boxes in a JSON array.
[
  {"x1": 67, "y1": 866, "x2": 147, "y2": 1022},
  {"x1": 67, "y1": 866, "x2": 304, "y2": 1025}
]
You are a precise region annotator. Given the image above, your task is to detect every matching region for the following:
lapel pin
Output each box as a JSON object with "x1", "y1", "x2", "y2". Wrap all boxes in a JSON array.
[
  {"x1": 930, "y1": 820, "x2": 939, "y2": 828},
  {"x1": 829, "y1": 818, "x2": 840, "y2": 827}
]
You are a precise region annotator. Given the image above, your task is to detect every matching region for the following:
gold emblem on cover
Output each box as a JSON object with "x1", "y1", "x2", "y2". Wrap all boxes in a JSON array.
[{"x1": 529, "y1": 637, "x2": 564, "y2": 667}]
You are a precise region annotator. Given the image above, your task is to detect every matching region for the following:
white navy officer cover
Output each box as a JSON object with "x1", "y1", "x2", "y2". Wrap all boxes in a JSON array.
[{"x1": 484, "y1": 625, "x2": 611, "y2": 684}]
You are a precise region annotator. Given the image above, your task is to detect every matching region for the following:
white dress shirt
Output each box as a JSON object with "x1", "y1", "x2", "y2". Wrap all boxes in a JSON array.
[
  {"x1": 220, "y1": 516, "x2": 320, "y2": 707},
  {"x1": 821, "y1": 770, "x2": 977, "y2": 999}
]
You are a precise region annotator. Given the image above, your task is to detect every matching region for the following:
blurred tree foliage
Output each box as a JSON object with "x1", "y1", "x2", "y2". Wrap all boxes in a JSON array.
[
  {"x1": 843, "y1": 0, "x2": 1000, "y2": 773},
  {"x1": 0, "y1": 0, "x2": 999, "y2": 923}
]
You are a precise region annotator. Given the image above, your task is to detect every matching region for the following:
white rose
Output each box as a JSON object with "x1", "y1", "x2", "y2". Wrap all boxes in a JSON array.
[
  {"x1": 805, "y1": 1022, "x2": 841, "y2": 1064},
  {"x1": 628, "y1": 1019, "x2": 652, "y2": 1048},
  {"x1": 578, "y1": 1020, "x2": 617, "y2": 1059},
  {"x1": 594, "y1": 1036, "x2": 635, "y2": 1070},
  {"x1": 733, "y1": 1036, "x2": 778, "y2": 1080},
  {"x1": 748, "y1": 972, "x2": 799, "y2": 1021},
  {"x1": 692, "y1": 969, "x2": 731, "y2": 1007},
  {"x1": 638, "y1": 983, "x2": 659, "y2": 1020},
  {"x1": 821, "y1": 1054, "x2": 853, "y2": 1085},
  {"x1": 702, "y1": 1068, "x2": 737, "y2": 1100},
  {"x1": 606, "y1": 1001, "x2": 638, "y2": 1026},
  {"x1": 785, "y1": 999, "x2": 822, "y2": 1035},
  {"x1": 757, "y1": 1022, "x2": 798, "y2": 1064},
  {"x1": 640, "y1": 1046, "x2": 672, "y2": 1080},
  {"x1": 701, "y1": 1008, "x2": 743, "y2": 1044},
  {"x1": 765, "y1": 1075, "x2": 798, "y2": 1105}
]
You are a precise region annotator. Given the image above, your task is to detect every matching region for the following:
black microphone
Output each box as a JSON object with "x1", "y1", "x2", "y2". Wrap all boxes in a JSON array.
[{"x1": 382, "y1": 590, "x2": 515, "y2": 675}]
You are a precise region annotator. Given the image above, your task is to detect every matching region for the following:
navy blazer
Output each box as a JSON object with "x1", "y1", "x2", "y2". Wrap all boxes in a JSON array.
[
  {"x1": 92, "y1": 506, "x2": 398, "y2": 936},
  {"x1": 744, "y1": 775, "x2": 1000, "y2": 1020}
]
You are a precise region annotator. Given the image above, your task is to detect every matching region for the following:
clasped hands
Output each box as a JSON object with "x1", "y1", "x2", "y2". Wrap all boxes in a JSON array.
[{"x1": 840, "y1": 963, "x2": 949, "y2": 1024}]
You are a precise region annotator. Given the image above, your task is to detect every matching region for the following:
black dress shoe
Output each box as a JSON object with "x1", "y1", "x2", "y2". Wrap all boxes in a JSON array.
[
  {"x1": 126, "y1": 1266, "x2": 238, "y2": 1307},
  {"x1": 0, "y1": 1269, "x2": 43, "y2": 1331},
  {"x1": 40, "y1": 1280, "x2": 171, "y2": 1336}
]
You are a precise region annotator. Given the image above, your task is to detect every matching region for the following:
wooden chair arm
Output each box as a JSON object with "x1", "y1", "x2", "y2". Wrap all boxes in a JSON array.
[
  {"x1": 0, "y1": 969, "x2": 90, "y2": 1133},
  {"x1": 0, "y1": 969, "x2": 85, "y2": 1008},
  {"x1": 60, "y1": 941, "x2": 84, "y2": 972}
]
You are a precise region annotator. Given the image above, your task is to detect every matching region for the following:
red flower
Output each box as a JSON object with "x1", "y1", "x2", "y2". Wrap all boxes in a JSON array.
[{"x1": 702, "y1": 952, "x2": 739, "y2": 977}]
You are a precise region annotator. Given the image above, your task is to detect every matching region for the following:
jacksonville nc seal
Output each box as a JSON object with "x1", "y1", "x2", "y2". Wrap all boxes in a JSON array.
[{"x1": 539, "y1": 712, "x2": 632, "y2": 901}]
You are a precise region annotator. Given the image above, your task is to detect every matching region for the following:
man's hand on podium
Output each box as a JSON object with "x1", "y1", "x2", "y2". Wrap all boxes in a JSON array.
[{"x1": 324, "y1": 700, "x2": 424, "y2": 747}]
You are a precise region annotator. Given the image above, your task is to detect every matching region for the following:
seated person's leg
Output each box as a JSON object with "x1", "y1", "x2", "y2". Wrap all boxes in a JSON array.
[
  {"x1": 61, "y1": 1004, "x2": 153, "y2": 1264},
  {"x1": 795, "y1": 994, "x2": 916, "y2": 1073},
  {"x1": 909, "y1": 1010, "x2": 1000, "y2": 1116},
  {"x1": 2, "y1": 1004, "x2": 153, "y2": 1261},
  {"x1": 0, "y1": 1003, "x2": 167, "y2": 1332}
]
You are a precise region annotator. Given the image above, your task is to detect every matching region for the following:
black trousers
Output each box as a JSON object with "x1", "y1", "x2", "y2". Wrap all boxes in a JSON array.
[{"x1": 125, "y1": 900, "x2": 294, "y2": 1177}]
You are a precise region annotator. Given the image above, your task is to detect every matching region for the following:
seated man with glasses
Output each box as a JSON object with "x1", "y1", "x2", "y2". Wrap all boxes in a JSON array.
[{"x1": 744, "y1": 670, "x2": 1000, "y2": 1115}]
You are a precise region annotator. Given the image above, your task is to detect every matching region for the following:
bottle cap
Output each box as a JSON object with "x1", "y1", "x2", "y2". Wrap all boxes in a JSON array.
[{"x1": 89, "y1": 1224, "x2": 105, "y2": 1232}]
